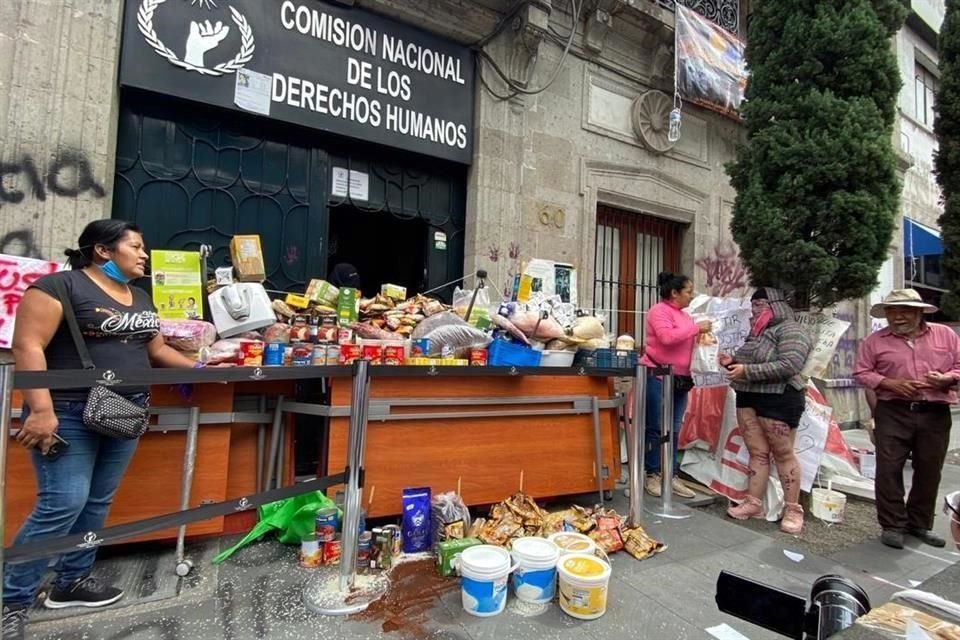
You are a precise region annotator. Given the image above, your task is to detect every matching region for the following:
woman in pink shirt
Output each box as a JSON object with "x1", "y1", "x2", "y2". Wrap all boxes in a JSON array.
[{"x1": 640, "y1": 272, "x2": 712, "y2": 497}]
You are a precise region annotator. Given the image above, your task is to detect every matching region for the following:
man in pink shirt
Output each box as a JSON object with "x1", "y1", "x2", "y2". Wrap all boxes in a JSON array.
[{"x1": 854, "y1": 289, "x2": 960, "y2": 549}]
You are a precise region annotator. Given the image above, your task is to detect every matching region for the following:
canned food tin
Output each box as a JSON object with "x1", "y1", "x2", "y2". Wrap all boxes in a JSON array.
[
  {"x1": 264, "y1": 342, "x2": 285, "y2": 366},
  {"x1": 411, "y1": 338, "x2": 430, "y2": 358},
  {"x1": 299, "y1": 536, "x2": 322, "y2": 569},
  {"x1": 326, "y1": 345, "x2": 341, "y2": 365},
  {"x1": 468, "y1": 348, "x2": 488, "y2": 366},
  {"x1": 339, "y1": 344, "x2": 362, "y2": 365},
  {"x1": 383, "y1": 345, "x2": 405, "y2": 366},
  {"x1": 239, "y1": 340, "x2": 264, "y2": 367},
  {"x1": 316, "y1": 508, "x2": 339, "y2": 542},
  {"x1": 357, "y1": 532, "x2": 373, "y2": 569},
  {"x1": 323, "y1": 537, "x2": 342, "y2": 566},
  {"x1": 312, "y1": 345, "x2": 328, "y2": 366},
  {"x1": 361, "y1": 344, "x2": 383, "y2": 364},
  {"x1": 291, "y1": 342, "x2": 313, "y2": 366}
]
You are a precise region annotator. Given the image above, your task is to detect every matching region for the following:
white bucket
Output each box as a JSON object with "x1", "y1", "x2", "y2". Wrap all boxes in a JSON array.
[
  {"x1": 548, "y1": 532, "x2": 598, "y2": 557},
  {"x1": 458, "y1": 545, "x2": 514, "y2": 617},
  {"x1": 811, "y1": 485, "x2": 846, "y2": 523},
  {"x1": 510, "y1": 537, "x2": 560, "y2": 604},
  {"x1": 557, "y1": 553, "x2": 612, "y2": 620}
]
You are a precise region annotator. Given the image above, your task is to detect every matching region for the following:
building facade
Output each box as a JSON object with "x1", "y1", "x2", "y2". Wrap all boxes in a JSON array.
[{"x1": 1, "y1": 0, "x2": 943, "y2": 426}]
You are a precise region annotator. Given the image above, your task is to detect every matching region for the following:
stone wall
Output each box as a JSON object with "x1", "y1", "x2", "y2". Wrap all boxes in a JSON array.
[{"x1": 0, "y1": 0, "x2": 123, "y2": 260}]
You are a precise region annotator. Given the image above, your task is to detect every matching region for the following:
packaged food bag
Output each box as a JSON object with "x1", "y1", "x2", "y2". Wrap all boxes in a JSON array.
[
  {"x1": 431, "y1": 492, "x2": 472, "y2": 547},
  {"x1": 402, "y1": 487, "x2": 433, "y2": 553},
  {"x1": 691, "y1": 331, "x2": 720, "y2": 375}
]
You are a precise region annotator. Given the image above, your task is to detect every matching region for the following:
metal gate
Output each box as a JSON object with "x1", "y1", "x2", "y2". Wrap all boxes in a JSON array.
[
  {"x1": 593, "y1": 206, "x2": 685, "y2": 343},
  {"x1": 113, "y1": 91, "x2": 329, "y2": 293}
]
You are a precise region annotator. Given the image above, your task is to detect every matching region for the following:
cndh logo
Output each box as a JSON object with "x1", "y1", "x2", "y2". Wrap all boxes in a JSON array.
[{"x1": 137, "y1": 0, "x2": 255, "y2": 76}]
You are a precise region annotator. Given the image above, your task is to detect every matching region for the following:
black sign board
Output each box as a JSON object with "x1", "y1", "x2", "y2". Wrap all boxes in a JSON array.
[{"x1": 120, "y1": 0, "x2": 475, "y2": 164}]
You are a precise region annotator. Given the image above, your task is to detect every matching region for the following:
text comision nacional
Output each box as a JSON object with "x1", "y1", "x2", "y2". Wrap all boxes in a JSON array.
[{"x1": 275, "y1": 1, "x2": 469, "y2": 151}]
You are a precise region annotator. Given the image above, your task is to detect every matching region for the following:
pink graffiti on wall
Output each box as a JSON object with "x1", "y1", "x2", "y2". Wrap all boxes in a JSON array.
[{"x1": 695, "y1": 243, "x2": 748, "y2": 297}]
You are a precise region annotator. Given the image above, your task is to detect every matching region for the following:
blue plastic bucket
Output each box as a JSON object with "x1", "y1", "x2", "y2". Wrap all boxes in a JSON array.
[
  {"x1": 510, "y1": 537, "x2": 560, "y2": 604},
  {"x1": 458, "y1": 545, "x2": 513, "y2": 617}
]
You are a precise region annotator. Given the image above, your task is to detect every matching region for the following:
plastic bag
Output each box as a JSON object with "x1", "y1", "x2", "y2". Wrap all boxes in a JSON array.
[
  {"x1": 206, "y1": 338, "x2": 245, "y2": 364},
  {"x1": 691, "y1": 333, "x2": 720, "y2": 375},
  {"x1": 160, "y1": 320, "x2": 217, "y2": 352},
  {"x1": 453, "y1": 286, "x2": 491, "y2": 328},
  {"x1": 411, "y1": 310, "x2": 467, "y2": 340},
  {"x1": 432, "y1": 492, "x2": 472, "y2": 547},
  {"x1": 424, "y1": 324, "x2": 491, "y2": 357},
  {"x1": 212, "y1": 491, "x2": 339, "y2": 564}
]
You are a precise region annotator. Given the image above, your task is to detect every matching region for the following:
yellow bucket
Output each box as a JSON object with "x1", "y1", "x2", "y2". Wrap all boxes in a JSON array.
[{"x1": 557, "y1": 553, "x2": 612, "y2": 620}]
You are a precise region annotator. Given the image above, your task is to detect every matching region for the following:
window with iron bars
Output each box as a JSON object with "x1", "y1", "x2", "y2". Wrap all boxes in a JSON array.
[
  {"x1": 593, "y1": 206, "x2": 686, "y2": 345},
  {"x1": 658, "y1": 0, "x2": 740, "y2": 33}
]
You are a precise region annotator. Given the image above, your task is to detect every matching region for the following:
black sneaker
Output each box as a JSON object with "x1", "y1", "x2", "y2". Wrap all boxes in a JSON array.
[
  {"x1": 2, "y1": 606, "x2": 27, "y2": 640},
  {"x1": 43, "y1": 576, "x2": 124, "y2": 609}
]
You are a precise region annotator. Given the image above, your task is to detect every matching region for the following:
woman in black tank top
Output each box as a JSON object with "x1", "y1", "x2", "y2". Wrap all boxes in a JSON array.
[{"x1": 4, "y1": 220, "x2": 201, "y2": 627}]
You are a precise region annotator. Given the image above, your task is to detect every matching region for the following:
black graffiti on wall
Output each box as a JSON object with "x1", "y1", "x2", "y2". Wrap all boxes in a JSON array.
[
  {"x1": 0, "y1": 230, "x2": 44, "y2": 258},
  {"x1": 0, "y1": 150, "x2": 106, "y2": 206}
]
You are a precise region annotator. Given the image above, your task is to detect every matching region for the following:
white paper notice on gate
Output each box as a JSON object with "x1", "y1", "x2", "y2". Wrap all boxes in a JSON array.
[{"x1": 0, "y1": 254, "x2": 63, "y2": 349}]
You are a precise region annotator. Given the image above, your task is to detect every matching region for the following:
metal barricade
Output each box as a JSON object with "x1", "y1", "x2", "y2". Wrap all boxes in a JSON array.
[{"x1": 0, "y1": 363, "x2": 649, "y2": 617}]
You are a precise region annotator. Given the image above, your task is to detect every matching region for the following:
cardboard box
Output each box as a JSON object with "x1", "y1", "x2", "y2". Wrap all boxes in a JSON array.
[
  {"x1": 337, "y1": 287, "x2": 360, "y2": 326},
  {"x1": 306, "y1": 279, "x2": 339, "y2": 306},
  {"x1": 381, "y1": 283, "x2": 407, "y2": 301},
  {"x1": 230, "y1": 235, "x2": 266, "y2": 282}
]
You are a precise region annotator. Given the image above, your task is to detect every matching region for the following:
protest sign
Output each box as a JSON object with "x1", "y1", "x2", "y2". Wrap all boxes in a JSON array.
[
  {"x1": 795, "y1": 312, "x2": 852, "y2": 380},
  {"x1": 0, "y1": 254, "x2": 63, "y2": 348}
]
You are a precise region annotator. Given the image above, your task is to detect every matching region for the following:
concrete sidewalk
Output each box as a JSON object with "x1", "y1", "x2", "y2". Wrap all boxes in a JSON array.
[{"x1": 21, "y1": 469, "x2": 960, "y2": 640}]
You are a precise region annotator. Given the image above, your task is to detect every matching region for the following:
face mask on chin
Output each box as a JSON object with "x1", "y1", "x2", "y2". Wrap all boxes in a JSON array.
[{"x1": 99, "y1": 260, "x2": 131, "y2": 284}]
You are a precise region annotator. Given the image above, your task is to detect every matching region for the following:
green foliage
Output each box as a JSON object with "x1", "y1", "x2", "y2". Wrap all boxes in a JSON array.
[
  {"x1": 935, "y1": 0, "x2": 960, "y2": 318},
  {"x1": 727, "y1": 0, "x2": 906, "y2": 309}
]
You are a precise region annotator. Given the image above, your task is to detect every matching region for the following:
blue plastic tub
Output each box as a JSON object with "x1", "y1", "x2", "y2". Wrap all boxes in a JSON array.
[{"x1": 487, "y1": 340, "x2": 542, "y2": 367}]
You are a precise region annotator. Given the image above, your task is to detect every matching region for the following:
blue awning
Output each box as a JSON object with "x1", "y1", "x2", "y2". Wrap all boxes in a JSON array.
[{"x1": 904, "y1": 218, "x2": 943, "y2": 257}]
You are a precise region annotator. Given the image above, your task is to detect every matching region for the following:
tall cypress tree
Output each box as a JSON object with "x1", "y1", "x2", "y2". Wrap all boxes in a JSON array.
[
  {"x1": 935, "y1": 0, "x2": 960, "y2": 318},
  {"x1": 727, "y1": 1, "x2": 906, "y2": 308}
]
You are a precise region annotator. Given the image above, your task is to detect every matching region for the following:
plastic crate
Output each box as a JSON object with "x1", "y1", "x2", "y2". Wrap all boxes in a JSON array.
[
  {"x1": 573, "y1": 349, "x2": 598, "y2": 368},
  {"x1": 595, "y1": 348, "x2": 638, "y2": 369},
  {"x1": 488, "y1": 339, "x2": 542, "y2": 367}
]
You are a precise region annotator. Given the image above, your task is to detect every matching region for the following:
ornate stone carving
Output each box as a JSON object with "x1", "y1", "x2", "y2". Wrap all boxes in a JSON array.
[{"x1": 631, "y1": 90, "x2": 676, "y2": 154}]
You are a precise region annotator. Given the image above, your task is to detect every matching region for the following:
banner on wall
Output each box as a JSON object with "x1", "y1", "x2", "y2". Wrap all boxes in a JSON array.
[
  {"x1": 0, "y1": 254, "x2": 63, "y2": 349},
  {"x1": 675, "y1": 5, "x2": 747, "y2": 119}
]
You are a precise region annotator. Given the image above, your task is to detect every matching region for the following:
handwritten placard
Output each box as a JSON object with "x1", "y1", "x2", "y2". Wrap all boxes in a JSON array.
[
  {"x1": 688, "y1": 295, "x2": 752, "y2": 387},
  {"x1": 795, "y1": 312, "x2": 851, "y2": 380},
  {"x1": 0, "y1": 254, "x2": 63, "y2": 348}
]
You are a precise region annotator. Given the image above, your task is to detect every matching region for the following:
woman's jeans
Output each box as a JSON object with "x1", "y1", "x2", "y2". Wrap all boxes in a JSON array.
[
  {"x1": 4, "y1": 398, "x2": 142, "y2": 608},
  {"x1": 644, "y1": 376, "x2": 690, "y2": 475}
]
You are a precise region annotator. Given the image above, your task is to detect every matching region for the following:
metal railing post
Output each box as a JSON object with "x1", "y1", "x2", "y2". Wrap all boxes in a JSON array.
[
  {"x1": 645, "y1": 367, "x2": 691, "y2": 519},
  {"x1": 338, "y1": 359, "x2": 368, "y2": 592},
  {"x1": 0, "y1": 363, "x2": 12, "y2": 613},
  {"x1": 303, "y1": 359, "x2": 385, "y2": 615},
  {"x1": 627, "y1": 365, "x2": 646, "y2": 527}
]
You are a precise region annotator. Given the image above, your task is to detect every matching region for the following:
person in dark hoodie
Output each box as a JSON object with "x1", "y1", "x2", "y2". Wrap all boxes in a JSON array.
[
  {"x1": 719, "y1": 288, "x2": 812, "y2": 534},
  {"x1": 329, "y1": 263, "x2": 361, "y2": 290}
]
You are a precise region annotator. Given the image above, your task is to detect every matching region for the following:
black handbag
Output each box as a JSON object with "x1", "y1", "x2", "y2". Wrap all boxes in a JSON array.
[{"x1": 52, "y1": 277, "x2": 149, "y2": 439}]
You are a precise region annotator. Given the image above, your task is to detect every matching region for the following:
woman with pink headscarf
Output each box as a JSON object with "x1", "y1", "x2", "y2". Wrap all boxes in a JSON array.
[{"x1": 720, "y1": 287, "x2": 812, "y2": 534}]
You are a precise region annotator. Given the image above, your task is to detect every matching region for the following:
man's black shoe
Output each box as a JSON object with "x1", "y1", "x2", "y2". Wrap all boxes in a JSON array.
[
  {"x1": 2, "y1": 606, "x2": 27, "y2": 640},
  {"x1": 907, "y1": 528, "x2": 947, "y2": 548},
  {"x1": 44, "y1": 576, "x2": 124, "y2": 609},
  {"x1": 881, "y1": 529, "x2": 905, "y2": 549}
]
